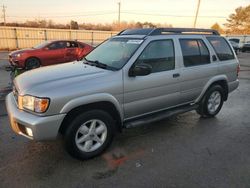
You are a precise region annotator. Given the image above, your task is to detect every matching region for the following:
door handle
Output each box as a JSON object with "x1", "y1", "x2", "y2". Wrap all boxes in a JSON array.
[{"x1": 173, "y1": 73, "x2": 180, "y2": 78}]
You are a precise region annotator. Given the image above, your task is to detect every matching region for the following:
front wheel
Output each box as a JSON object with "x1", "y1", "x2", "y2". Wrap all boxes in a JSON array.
[
  {"x1": 196, "y1": 85, "x2": 224, "y2": 117},
  {"x1": 25, "y1": 57, "x2": 40, "y2": 70},
  {"x1": 64, "y1": 110, "x2": 115, "y2": 160}
]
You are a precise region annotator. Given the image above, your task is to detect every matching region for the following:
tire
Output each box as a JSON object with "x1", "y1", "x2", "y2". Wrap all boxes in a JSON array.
[
  {"x1": 196, "y1": 85, "x2": 224, "y2": 118},
  {"x1": 25, "y1": 57, "x2": 40, "y2": 70},
  {"x1": 64, "y1": 110, "x2": 115, "y2": 160}
]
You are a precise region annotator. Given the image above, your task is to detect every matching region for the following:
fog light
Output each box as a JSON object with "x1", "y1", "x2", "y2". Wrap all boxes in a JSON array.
[{"x1": 25, "y1": 127, "x2": 33, "y2": 137}]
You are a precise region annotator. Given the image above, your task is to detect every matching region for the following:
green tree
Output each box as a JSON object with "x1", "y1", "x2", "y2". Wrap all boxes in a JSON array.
[{"x1": 225, "y1": 5, "x2": 250, "y2": 34}]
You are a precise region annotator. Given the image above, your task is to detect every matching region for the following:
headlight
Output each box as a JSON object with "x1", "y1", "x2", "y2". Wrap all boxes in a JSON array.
[
  {"x1": 18, "y1": 95, "x2": 50, "y2": 113},
  {"x1": 14, "y1": 53, "x2": 22, "y2": 58}
]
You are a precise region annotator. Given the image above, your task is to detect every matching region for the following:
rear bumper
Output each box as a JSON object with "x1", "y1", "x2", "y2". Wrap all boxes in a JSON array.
[
  {"x1": 6, "y1": 93, "x2": 66, "y2": 140},
  {"x1": 228, "y1": 79, "x2": 239, "y2": 93}
]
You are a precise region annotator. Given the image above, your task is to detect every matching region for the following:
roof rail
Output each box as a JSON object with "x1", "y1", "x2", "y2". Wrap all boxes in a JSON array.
[
  {"x1": 118, "y1": 28, "x2": 220, "y2": 36},
  {"x1": 117, "y1": 28, "x2": 154, "y2": 36}
]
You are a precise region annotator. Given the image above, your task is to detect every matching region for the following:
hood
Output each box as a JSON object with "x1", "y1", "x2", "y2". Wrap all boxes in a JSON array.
[
  {"x1": 15, "y1": 61, "x2": 110, "y2": 95},
  {"x1": 9, "y1": 48, "x2": 35, "y2": 55}
]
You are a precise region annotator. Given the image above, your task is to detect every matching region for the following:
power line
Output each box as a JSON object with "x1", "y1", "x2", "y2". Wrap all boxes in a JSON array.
[
  {"x1": 121, "y1": 11, "x2": 227, "y2": 19},
  {"x1": 5, "y1": 10, "x2": 227, "y2": 21},
  {"x1": 6, "y1": 12, "x2": 117, "y2": 19}
]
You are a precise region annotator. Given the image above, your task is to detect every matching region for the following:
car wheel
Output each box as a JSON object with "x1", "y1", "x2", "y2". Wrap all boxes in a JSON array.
[
  {"x1": 64, "y1": 110, "x2": 115, "y2": 160},
  {"x1": 196, "y1": 85, "x2": 224, "y2": 117},
  {"x1": 25, "y1": 57, "x2": 40, "y2": 70}
]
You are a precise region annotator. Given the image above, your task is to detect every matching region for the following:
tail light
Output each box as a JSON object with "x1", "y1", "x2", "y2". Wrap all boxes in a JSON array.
[{"x1": 237, "y1": 64, "x2": 240, "y2": 77}]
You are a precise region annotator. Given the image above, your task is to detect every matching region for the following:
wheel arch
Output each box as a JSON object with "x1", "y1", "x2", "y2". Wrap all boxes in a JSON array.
[
  {"x1": 25, "y1": 56, "x2": 41, "y2": 68},
  {"x1": 25, "y1": 56, "x2": 41, "y2": 63},
  {"x1": 195, "y1": 75, "x2": 229, "y2": 103},
  {"x1": 59, "y1": 94, "x2": 123, "y2": 134}
]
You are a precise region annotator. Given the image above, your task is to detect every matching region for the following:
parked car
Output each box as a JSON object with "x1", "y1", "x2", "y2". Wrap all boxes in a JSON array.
[
  {"x1": 9, "y1": 40, "x2": 94, "y2": 69},
  {"x1": 6, "y1": 28, "x2": 239, "y2": 160},
  {"x1": 229, "y1": 40, "x2": 240, "y2": 54},
  {"x1": 241, "y1": 42, "x2": 250, "y2": 52},
  {"x1": 226, "y1": 36, "x2": 250, "y2": 49}
]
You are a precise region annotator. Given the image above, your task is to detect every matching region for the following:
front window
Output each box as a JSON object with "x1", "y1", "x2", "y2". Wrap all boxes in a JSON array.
[
  {"x1": 85, "y1": 38, "x2": 143, "y2": 70},
  {"x1": 135, "y1": 40, "x2": 175, "y2": 73},
  {"x1": 33, "y1": 41, "x2": 51, "y2": 49},
  {"x1": 48, "y1": 41, "x2": 66, "y2": 50}
]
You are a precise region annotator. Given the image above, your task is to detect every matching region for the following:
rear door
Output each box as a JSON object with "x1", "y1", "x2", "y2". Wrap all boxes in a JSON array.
[
  {"x1": 178, "y1": 36, "x2": 218, "y2": 104},
  {"x1": 65, "y1": 41, "x2": 78, "y2": 62},
  {"x1": 123, "y1": 38, "x2": 181, "y2": 119}
]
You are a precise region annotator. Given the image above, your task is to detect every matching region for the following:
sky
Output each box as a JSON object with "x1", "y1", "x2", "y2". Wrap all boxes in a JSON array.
[{"x1": 1, "y1": 0, "x2": 250, "y2": 28}]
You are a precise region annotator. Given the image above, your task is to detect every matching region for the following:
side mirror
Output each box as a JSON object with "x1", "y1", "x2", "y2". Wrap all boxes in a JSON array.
[{"x1": 129, "y1": 63, "x2": 152, "y2": 77}]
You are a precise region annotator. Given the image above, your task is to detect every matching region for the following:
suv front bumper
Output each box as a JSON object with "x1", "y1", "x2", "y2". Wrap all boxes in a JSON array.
[{"x1": 5, "y1": 93, "x2": 66, "y2": 140}]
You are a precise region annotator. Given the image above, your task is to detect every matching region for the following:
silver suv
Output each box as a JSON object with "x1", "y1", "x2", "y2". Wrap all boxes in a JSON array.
[{"x1": 6, "y1": 28, "x2": 239, "y2": 160}]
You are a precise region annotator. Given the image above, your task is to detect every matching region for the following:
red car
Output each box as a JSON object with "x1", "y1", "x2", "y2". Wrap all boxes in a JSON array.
[{"x1": 9, "y1": 40, "x2": 94, "y2": 69}]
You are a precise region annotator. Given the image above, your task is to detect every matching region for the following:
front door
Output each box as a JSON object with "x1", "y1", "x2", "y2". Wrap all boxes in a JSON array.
[
  {"x1": 123, "y1": 39, "x2": 181, "y2": 119},
  {"x1": 42, "y1": 41, "x2": 66, "y2": 65}
]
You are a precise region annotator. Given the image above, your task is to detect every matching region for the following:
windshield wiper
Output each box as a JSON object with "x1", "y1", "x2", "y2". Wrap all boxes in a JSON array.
[{"x1": 83, "y1": 58, "x2": 117, "y2": 70}]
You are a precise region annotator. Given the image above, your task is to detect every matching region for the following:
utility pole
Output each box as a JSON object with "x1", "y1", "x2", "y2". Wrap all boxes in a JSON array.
[
  {"x1": 2, "y1": 5, "x2": 6, "y2": 26},
  {"x1": 193, "y1": 0, "x2": 201, "y2": 28},
  {"x1": 118, "y1": 2, "x2": 121, "y2": 29}
]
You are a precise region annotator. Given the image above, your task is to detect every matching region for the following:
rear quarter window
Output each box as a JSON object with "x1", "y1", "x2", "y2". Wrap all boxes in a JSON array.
[
  {"x1": 207, "y1": 37, "x2": 235, "y2": 61},
  {"x1": 78, "y1": 43, "x2": 85, "y2": 48}
]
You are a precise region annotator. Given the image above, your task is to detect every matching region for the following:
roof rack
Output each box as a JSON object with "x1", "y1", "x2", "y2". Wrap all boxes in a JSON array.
[{"x1": 118, "y1": 28, "x2": 220, "y2": 36}]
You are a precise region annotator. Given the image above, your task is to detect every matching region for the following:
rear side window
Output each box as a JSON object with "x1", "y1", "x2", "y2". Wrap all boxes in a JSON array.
[
  {"x1": 48, "y1": 41, "x2": 66, "y2": 50},
  {"x1": 180, "y1": 39, "x2": 210, "y2": 67},
  {"x1": 207, "y1": 37, "x2": 235, "y2": 61},
  {"x1": 135, "y1": 40, "x2": 175, "y2": 73},
  {"x1": 66, "y1": 41, "x2": 78, "y2": 48},
  {"x1": 78, "y1": 43, "x2": 85, "y2": 48}
]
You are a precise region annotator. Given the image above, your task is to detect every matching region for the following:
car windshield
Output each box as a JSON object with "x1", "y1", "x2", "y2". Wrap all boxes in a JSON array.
[
  {"x1": 84, "y1": 38, "x2": 143, "y2": 70},
  {"x1": 33, "y1": 41, "x2": 51, "y2": 49}
]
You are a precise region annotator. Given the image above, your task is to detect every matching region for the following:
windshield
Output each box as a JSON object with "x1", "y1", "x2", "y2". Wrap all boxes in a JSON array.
[
  {"x1": 33, "y1": 41, "x2": 51, "y2": 49},
  {"x1": 84, "y1": 38, "x2": 143, "y2": 70}
]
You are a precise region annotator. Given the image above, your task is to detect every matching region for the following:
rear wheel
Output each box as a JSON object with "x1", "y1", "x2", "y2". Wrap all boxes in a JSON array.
[
  {"x1": 64, "y1": 110, "x2": 115, "y2": 160},
  {"x1": 25, "y1": 57, "x2": 40, "y2": 70},
  {"x1": 196, "y1": 85, "x2": 224, "y2": 117}
]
